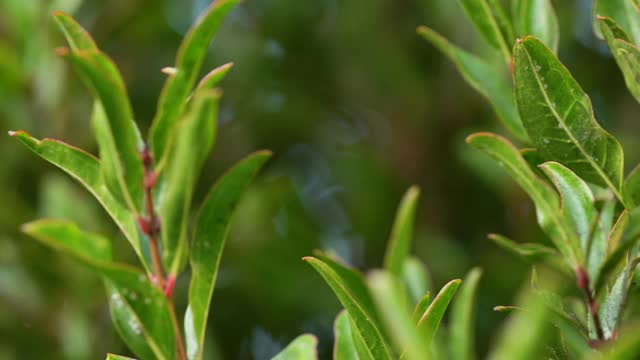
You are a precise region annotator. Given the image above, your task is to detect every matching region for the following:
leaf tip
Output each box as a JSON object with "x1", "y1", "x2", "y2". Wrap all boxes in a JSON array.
[
  {"x1": 161, "y1": 66, "x2": 177, "y2": 75},
  {"x1": 55, "y1": 47, "x2": 71, "y2": 57},
  {"x1": 7, "y1": 130, "x2": 16, "y2": 137}
]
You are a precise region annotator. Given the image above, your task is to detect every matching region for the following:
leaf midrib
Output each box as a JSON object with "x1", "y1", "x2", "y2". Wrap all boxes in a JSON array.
[{"x1": 520, "y1": 41, "x2": 625, "y2": 205}]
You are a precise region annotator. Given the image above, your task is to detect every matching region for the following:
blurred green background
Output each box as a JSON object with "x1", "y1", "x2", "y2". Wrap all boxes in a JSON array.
[{"x1": 1, "y1": 0, "x2": 639, "y2": 358}]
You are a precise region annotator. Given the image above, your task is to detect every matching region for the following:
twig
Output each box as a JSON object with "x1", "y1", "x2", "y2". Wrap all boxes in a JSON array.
[{"x1": 576, "y1": 267, "x2": 605, "y2": 343}]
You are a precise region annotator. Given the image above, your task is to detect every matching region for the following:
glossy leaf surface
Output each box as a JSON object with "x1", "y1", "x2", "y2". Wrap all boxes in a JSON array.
[
  {"x1": 10, "y1": 131, "x2": 149, "y2": 270},
  {"x1": 185, "y1": 151, "x2": 271, "y2": 360},
  {"x1": 467, "y1": 132, "x2": 582, "y2": 265},
  {"x1": 514, "y1": 36, "x2": 625, "y2": 203}
]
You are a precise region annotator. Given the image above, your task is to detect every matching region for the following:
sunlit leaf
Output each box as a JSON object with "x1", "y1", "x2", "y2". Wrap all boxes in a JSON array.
[
  {"x1": 22, "y1": 220, "x2": 175, "y2": 360},
  {"x1": 457, "y1": 0, "x2": 515, "y2": 63},
  {"x1": 514, "y1": 36, "x2": 625, "y2": 204},
  {"x1": 416, "y1": 279, "x2": 461, "y2": 345},
  {"x1": 303, "y1": 255, "x2": 392, "y2": 360},
  {"x1": 412, "y1": 292, "x2": 431, "y2": 325},
  {"x1": 159, "y1": 90, "x2": 220, "y2": 273},
  {"x1": 467, "y1": 132, "x2": 582, "y2": 265},
  {"x1": 10, "y1": 131, "x2": 150, "y2": 271},
  {"x1": 599, "y1": 16, "x2": 640, "y2": 104},
  {"x1": 60, "y1": 49, "x2": 144, "y2": 212},
  {"x1": 512, "y1": 0, "x2": 559, "y2": 52},
  {"x1": 106, "y1": 355, "x2": 136, "y2": 360},
  {"x1": 185, "y1": 151, "x2": 271, "y2": 360},
  {"x1": 449, "y1": 268, "x2": 482, "y2": 360},
  {"x1": 194, "y1": 62, "x2": 234, "y2": 93},
  {"x1": 150, "y1": 0, "x2": 239, "y2": 165},
  {"x1": 418, "y1": 27, "x2": 527, "y2": 140},
  {"x1": 369, "y1": 271, "x2": 431, "y2": 360},
  {"x1": 271, "y1": 334, "x2": 318, "y2": 360},
  {"x1": 383, "y1": 186, "x2": 420, "y2": 279},
  {"x1": 333, "y1": 311, "x2": 359, "y2": 360}
]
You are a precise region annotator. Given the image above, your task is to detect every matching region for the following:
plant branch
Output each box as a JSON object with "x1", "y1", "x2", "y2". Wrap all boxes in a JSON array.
[
  {"x1": 140, "y1": 143, "x2": 186, "y2": 360},
  {"x1": 576, "y1": 267, "x2": 605, "y2": 344}
]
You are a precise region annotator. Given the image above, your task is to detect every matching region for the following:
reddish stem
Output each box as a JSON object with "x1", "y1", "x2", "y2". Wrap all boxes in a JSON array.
[{"x1": 576, "y1": 267, "x2": 605, "y2": 343}]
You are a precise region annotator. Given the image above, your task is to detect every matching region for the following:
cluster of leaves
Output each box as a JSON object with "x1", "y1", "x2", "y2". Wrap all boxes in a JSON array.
[
  {"x1": 272, "y1": 0, "x2": 640, "y2": 359},
  {"x1": 11, "y1": 1, "x2": 273, "y2": 359}
]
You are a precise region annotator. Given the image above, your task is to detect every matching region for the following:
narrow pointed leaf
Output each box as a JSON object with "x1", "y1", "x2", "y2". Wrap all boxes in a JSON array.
[
  {"x1": 334, "y1": 311, "x2": 359, "y2": 360},
  {"x1": 458, "y1": 0, "x2": 515, "y2": 62},
  {"x1": 159, "y1": 90, "x2": 220, "y2": 273},
  {"x1": 412, "y1": 292, "x2": 431, "y2": 324},
  {"x1": 467, "y1": 132, "x2": 582, "y2": 265},
  {"x1": 383, "y1": 186, "x2": 420, "y2": 278},
  {"x1": 512, "y1": 0, "x2": 560, "y2": 52},
  {"x1": 449, "y1": 268, "x2": 482, "y2": 360},
  {"x1": 194, "y1": 62, "x2": 234, "y2": 93},
  {"x1": 588, "y1": 199, "x2": 617, "y2": 284},
  {"x1": 303, "y1": 256, "x2": 393, "y2": 360},
  {"x1": 52, "y1": 11, "x2": 97, "y2": 51},
  {"x1": 488, "y1": 233, "x2": 559, "y2": 262},
  {"x1": 624, "y1": 164, "x2": 640, "y2": 208},
  {"x1": 349, "y1": 318, "x2": 375, "y2": 360},
  {"x1": 22, "y1": 220, "x2": 175, "y2": 360},
  {"x1": 594, "y1": 0, "x2": 640, "y2": 45},
  {"x1": 403, "y1": 256, "x2": 431, "y2": 305},
  {"x1": 271, "y1": 334, "x2": 318, "y2": 360},
  {"x1": 539, "y1": 161, "x2": 596, "y2": 254},
  {"x1": 150, "y1": 0, "x2": 239, "y2": 163},
  {"x1": 599, "y1": 17, "x2": 640, "y2": 104},
  {"x1": 418, "y1": 27, "x2": 527, "y2": 140},
  {"x1": 369, "y1": 271, "x2": 431, "y2": 360},
  {"x1": 10, "y1": 131, "x2": 149, "y2": 270},
  {"x1": 514, "y1": 36, "x2": 625, "y2": 204},
  {"x1": 185, "y1": 151, "x2": 271, "y2": 360},
  {"x1": 416, "y1": 279, "x2": 461, "y2": 345},
  {"x1": 61, "y1": 49, "x2": 144, "y2": 211}
]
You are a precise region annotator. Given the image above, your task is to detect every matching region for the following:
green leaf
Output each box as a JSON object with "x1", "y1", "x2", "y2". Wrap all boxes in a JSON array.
[
  {"x1": 61, "y1": 49, "x2": 144, "y2": 212},
  {"x1": 334, "y1": 311, "x2": 359, "y2": 360},
  {"x1": 403, "y1": 256, "x2": 431, "y2": 306},
  {"x1": 349, "y1": 317, "x2": 375, "y2": 360},
  {"x1": 159, "y1": 90, "x2": 220, "y2": 273},
  {"x1": 106, "y1": 355, "x2": 136, "y2": 360},
  {"x1": 303, "y1": 256, "x2": 393, "y2": 360},
  {"x1": 467, "y1": 132, "x2": 582, "y2": 265},
  {"x1": 383, "y1": 186, "x2": 420, "y2": 278},
  {"x1": 417, "y1": 27, "x2": 527, "y2": 140},
  {"x1": 10, "y1": 131, "x2": 150, "y2": 271},
  {"x1": 449, "y1": 268, "x2": 482, "y2": 360},
  {"x1": 369, "y1": 271, "x2": 431, "y2": 360},
  {"x1": 624, "y1": 164, "x2": 640, "y2": 208},
  {"x1": 415, "y1": 279, "x2": 461, "y2": 345},
  {"x1": 194, "y1": 62, "x2": 234, "y2": 93},
  {"x1": 271, "y1": 334, "x2": 318, "y2": 360},
  {"x1": 412, "y1": 292, "x2": 432, "y2": 325},
  {"x1": 512, "y1": 0, "x2": 560, "y2": 53},
  {"x1": 185, "y1": 151, "x2": 271, "y2": 360},
  {"x1": 594, "y1": 0, "x2": 640, "y2": 45},
  {"x1": 587, "y1": 198, "x2": 617, "y2": 285},
  {"x1": 22, "y1": 220, "x2": 175, "y2": 360},
  {"x1": 599, "y1": 16, "x2": 640, "y2": 104},
  {"x1": 585, "y1": 320, "x2": 640, "y2": 359},
  {"x1": 513, "y1": 36, "x2": 625, "y2": 204},
  {"x1": 539, "y1": 161, "x2": 595, "y2": 254},
  {"x1": 52, "y1": 11, "x2": 97, "y2": 52},
  {"x1": 457, "y1": 0, "x2": 515, "y2": 63},
  {"x1": 488, "y1": 233, "x2": 559, "y2": 262},
  {"x1": 600, "y1": 258, "x2": 640, "y2": 339},
  {"x1": 150, "y1": 0, "x2": 239, "y2": 165}
]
